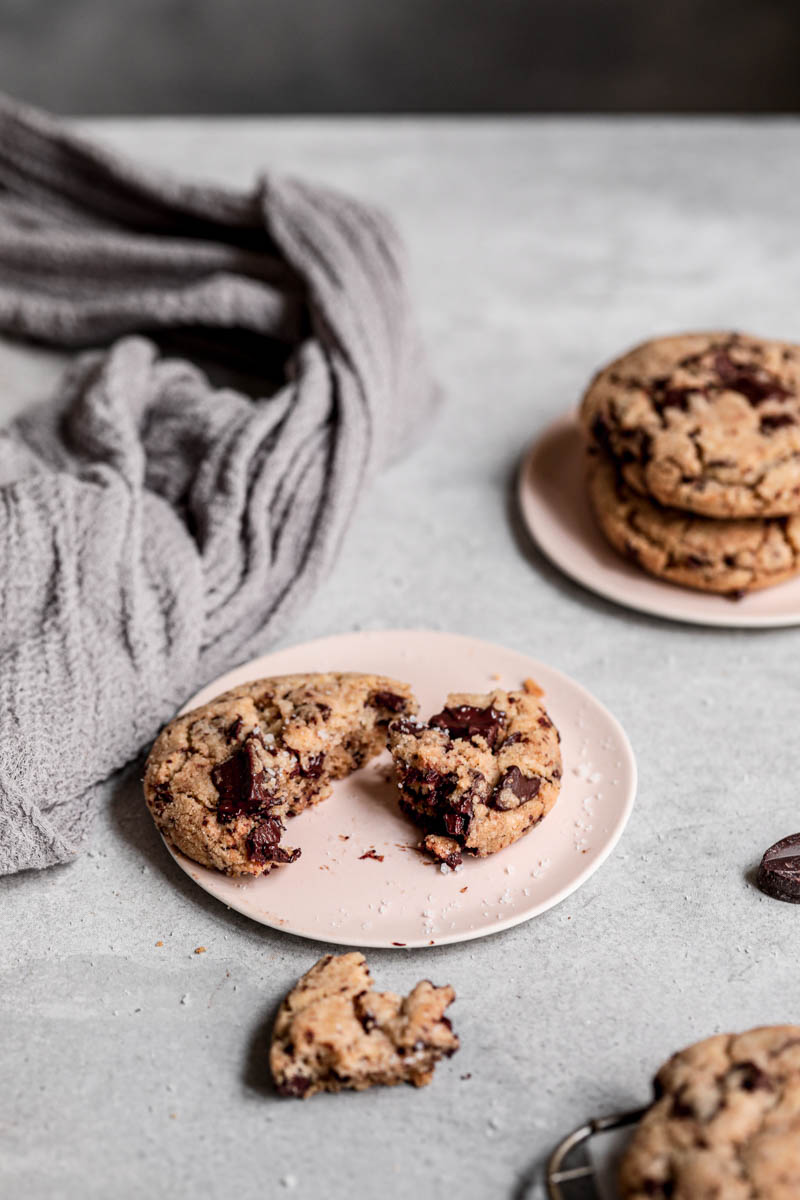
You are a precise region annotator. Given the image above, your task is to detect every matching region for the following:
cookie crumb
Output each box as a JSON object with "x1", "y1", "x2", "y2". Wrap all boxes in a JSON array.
[
  {"x1": 359, "y1": 848, "x2": 384, "y2": 862},
  {"x1": 522, "y1": 677, "x2": 544, "y2": 697},
  {"x1": 155, "y1": 941, "x2": 164, "y2": 947},
  {"x1": 194, "y1": 946, "x2": 206, "y2": 955}
]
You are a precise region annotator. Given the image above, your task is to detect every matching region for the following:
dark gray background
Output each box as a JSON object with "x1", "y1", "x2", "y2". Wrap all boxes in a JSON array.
[{"x1": 2, "y1": 0, "x2": 799, "y2": 114}]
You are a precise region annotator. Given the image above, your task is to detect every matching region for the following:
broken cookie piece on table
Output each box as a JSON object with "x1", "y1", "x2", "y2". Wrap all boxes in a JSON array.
[
  {"x1": 270, "y1": 953, "x2": 459, "y2": 1098},
  {"x1": 388, "y1": 689, "x2": 562, "y2": 866}
]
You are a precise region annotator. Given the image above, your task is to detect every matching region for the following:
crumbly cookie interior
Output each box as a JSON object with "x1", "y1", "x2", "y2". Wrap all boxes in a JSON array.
[
  {"x1": 270, "y1": 952, "x2": 459, "y2": 1098},
  {"x1": 388, "y1": 688, "x2": 562, "y2": 866}
]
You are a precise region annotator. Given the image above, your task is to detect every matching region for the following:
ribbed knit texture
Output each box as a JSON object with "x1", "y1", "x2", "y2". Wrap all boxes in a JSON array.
[{"x1": 0, "y1": 95, "x2": 438, "y2": 873}]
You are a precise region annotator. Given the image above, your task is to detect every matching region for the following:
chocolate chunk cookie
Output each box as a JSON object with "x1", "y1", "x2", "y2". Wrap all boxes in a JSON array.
[
  {"x1": 270, "y1": 952, "x2": 459, "y2": 1098},
  {"x1": 144, "y1": 673, "x2": 416, "y2": 876},
  {"x1": 588, "y1": 447, "x2": 800, "y2": 595},
  {"x1": 388, "y1": 688, "x2": 562, "y2": 866},
  {"x1": 581, "y1": 332, "x2": 800, "y2": 517},
  {"x1": 619, "y1": 1026, "x2": 800, "y2": 1200}
]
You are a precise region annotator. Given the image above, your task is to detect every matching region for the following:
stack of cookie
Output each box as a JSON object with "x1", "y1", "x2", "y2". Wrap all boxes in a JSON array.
[{"x1": 580, "y1": 332, "x2": 800, "y2": 596}]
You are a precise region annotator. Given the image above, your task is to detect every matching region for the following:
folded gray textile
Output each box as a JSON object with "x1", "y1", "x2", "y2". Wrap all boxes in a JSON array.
[{"x1": 0, "y1": 95, "x2": 438, "y2": 874}]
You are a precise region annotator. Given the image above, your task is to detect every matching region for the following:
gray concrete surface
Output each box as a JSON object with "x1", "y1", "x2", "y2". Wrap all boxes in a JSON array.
[{"x1": 2, "y1": 118, "x2": 800, "y2": 1200}]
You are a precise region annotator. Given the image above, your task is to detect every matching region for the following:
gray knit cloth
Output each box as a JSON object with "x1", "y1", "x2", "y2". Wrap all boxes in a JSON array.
[{"x1": 0, "y1": 95, "x2": 437, "y2": 874}]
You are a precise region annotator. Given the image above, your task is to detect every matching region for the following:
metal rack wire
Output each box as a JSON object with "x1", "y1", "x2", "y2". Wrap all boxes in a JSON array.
[{"x1": 546, "y1": 1108, "x2": 646, "y2": 1199}]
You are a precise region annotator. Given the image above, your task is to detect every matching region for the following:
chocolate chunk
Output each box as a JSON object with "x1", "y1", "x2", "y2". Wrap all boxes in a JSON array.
[
  {"x1": 300, "y1": 752, "x2": 325, "y2": 779},
  {"x1": 152, "y1": 783, "x2": 173, "y2": 809},
  {"x1": 760, "y1": 412, "x2": 796, "y2": 433},
  {"x1": 641, "y1": 1178, "x2": 674, "y2": 1197},
  {"x1": 354, "y1": 994, "x2": 377, "y2": 1033},
  {"x1": 358, "y1": 848, "x2": 384, "y2": 862},
  {"x1": 429, "y1": 704, "x2": 504, "y2": 748},
  {"x1": 277, "y1": 1074, "x2": 311, "y2": 1098},
  {"x1": 670, "y1": 1086, "x2": 696, "y2": 1119},
  {"x1": 503, "y1": 731, "x2": 525, "y2": 746},
  {"x1": 490, "y1": 766, "x2": 541, "y2": 811},
  {"x1": 226, "y1": 716, "x2": 244, "y2": 742},
  {"x1": 443, "y1": 813, "x2": 466, "y2": 838},
  {"x1": 389, "y1": 718, "x2": 424, "y2": 737},
  {"x1": 713, "y1": 351, "x2": 790, "y2": 405},
  {"x1": 730, "y1": 1062, "x2": 774, "y2": 1093},
  {"x1": 246, "y1": 817, "x2": 300, "y2": 866},
  {"x1": 211, "y1": 736, "x2": 276, "y2": 821},
  {"x1": 656, "y1": 386, "x2": 695, "y2": 412},
  {"x1": 591, "y1": 415, "x2": 613, "y2": 454},
  {"x1": 443, "y1": 851, "x2": 463, "y2": 870},
  {"x1": 369, "y1": 690, "x2": 408, "y2": 713},
  {"x1": 757, "y1": 833, "x2": 800, "y2": 903},
  {"x1": 402, "y1": 766, "x2": 459, "y2": 809}
]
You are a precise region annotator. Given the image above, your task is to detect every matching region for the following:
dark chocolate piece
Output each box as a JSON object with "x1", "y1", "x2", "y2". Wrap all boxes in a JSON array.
[
  {"x1": 246, "y1": 817, "x2": 299, "y2": 866},
  {"x1": 277, "y1": 1074, "x2": 312, "y2": 1098},
  {"x1": 490, "y1": 765, "x2": 541, "y2": 810},
  {"x1": 300, "y1": 752, "x2": 325, "y2": 779},
  {"x1": 760, "y1": 412, "x2": 795, "y2": 433},
  {"x1": 369, "y1": 690, "x2": 408, "y2": 713},
  {"x1": 428, "y1": 704, "x2": 504, "y2": 748},
  {"x1": 757, "y1": 833, "x2": 800, "y2": 903},
  {"x1": 211, "y1": 736, "x2": 275, "y2": 821},
  {"x1": 389, "y1": 718, "x2": 424, "y2": 737},
  {"x1": 713, "y1": 351, "x2": 790, "y2": 405}
]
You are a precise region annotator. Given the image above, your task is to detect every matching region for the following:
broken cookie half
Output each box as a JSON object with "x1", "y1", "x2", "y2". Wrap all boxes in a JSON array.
[
  {"x1": 270, "y1": 953, "x2": 459, "y2": 1098},
  {"x1": 388, "y1": 688, "x2": 562, "y2": 866},
  {"x1": 143, "y1": 672, "x2": 416, "y2": 876}
]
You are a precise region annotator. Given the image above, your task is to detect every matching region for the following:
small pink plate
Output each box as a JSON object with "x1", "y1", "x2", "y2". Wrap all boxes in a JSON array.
[
  {"x1": 165, "y1": 630, "x2": 636, "y2": 949},
  {"x1": 518, "y1": 414, "x2": 800, "y2": 628}
]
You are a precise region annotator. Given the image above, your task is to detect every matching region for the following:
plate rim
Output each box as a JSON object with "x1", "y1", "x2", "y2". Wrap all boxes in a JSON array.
[
  {"x1": 517, "y1": 413, "x2": 800, "y2": 630},
  {"x1": 165, "y1": 627, "x2": 638, "y2": 948}
]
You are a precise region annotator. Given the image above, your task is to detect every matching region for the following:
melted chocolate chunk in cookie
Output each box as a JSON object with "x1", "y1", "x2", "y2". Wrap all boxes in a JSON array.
[
  {"x1": 369, "y1": 690, "x2": 410, "y2": 713},
  {"x1": 490, "y1": 766, "x2": 542, "y2": 811},
  {"x1": 246, "y1": 817, "x2": 300, "y2": 866},
  {"x1": 429, "y1": 704, "x2": 504, "y2": 748},
  {"x1": 211, "y1": 735, "x2": 276, "y2": 822},
  {"x1": 760, "y1": 412, "x2": 796, "y2": 433},
  {"x1": 714, "y1": 351, "x2": 791, "y2": 405},
  {"x1": 757, "y1": 833, "x2": 800, "y2": 903}
]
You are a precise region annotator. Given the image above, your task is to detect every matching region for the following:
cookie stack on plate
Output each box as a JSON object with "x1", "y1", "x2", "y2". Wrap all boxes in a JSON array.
[{"x1": 579, "y1": 331, "x2": 800, "y2": 596}]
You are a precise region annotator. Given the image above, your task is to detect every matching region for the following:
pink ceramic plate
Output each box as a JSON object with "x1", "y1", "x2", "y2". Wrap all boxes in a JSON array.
[
  {"x1": 518, "y1": 414, "x2": 800, "y2": 628},
  {"x1": 165, "y1": 630, "x2": 636, "y2": 949}
]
